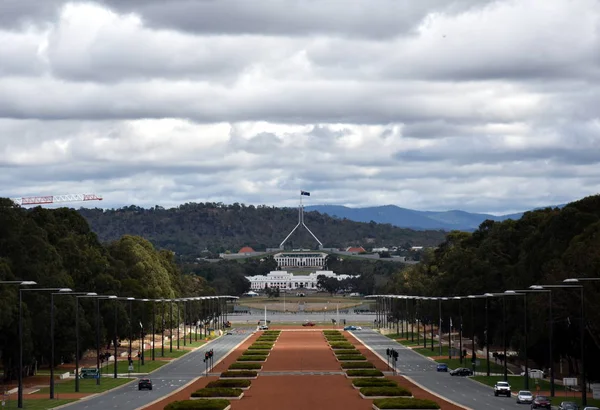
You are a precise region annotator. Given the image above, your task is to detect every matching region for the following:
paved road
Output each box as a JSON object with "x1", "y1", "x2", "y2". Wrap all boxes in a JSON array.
[
  {"x1": 230, "y1": 312, "x2": 374, "y2": 324},
  {"x1": 352, "y1": 329, "x2": 527, "y2": 410},
  {"x1": 62, "y1": 331, "x2": 253, "y2": 410}
]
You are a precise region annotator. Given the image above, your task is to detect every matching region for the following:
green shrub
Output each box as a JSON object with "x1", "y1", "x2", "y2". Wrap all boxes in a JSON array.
[
  {"x1": 220, "y1": 371, "x2": 258, "y2": 378},
  {"x1": 206, "y1": 379, "x2": 251, "y2": 388},
  {"x1": 164, "y1": 399, "x2": 231, "y2": 410},
  {"x1": 263, "y1": 331, "x2": 280, "y2": 335},
  {"x1": 237, "y1": 355, "x2": 266, "y2": 361},
  {"x1": 248, "y1": 345, "x2": 272, "y2": 350},
  {"x1": 352, "y1": 378, "x2": 398, "y2": 388},
  {"x1": 229, "y1": 362, "x2": 262, "y2": 370},
  {"x1": 323, "y1": 330, "x2": 341, "y2": 334},
  {"x1": 249, "y1": 343, "x2": 273, "y2": 348},
  {"x1": 336, "y1": 355, "x2": 366, "y2": 361},
  {"x1": 330, "y1": 343, "x2": 354, "y2": 349},
  {"x1": 360, "y1": 386, "x2": 411, "y2": 397},
  {"x1": 243, "y1": 350, "x2": 269, "y2": 355},
  {"x1": 256, "y1": 338, "x2": 277, "y2": 342},
  {"x1": 191, "y1": 388, "x2": 243, "y2": 398},
  {"x1": 346, "y1": 369, "x2": 384, "y2": 377},
  {"x1": 340, "y1": 362, "x2": 375, "y2": 369},
  {"x1": 334, "y1": 349, "x2": 362, "y2": 355},
  {"x1": 326, "y1": 338, "x2": 347, "y2": 342},
  {"x1": 373, "y1": 398, "x2": 440, "y2": 409}
]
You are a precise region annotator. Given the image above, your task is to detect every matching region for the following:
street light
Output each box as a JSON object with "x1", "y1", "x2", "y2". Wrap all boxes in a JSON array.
[
  {"x1": 505, "y1": 290, "x2": 529, "y2": 390},
  {"x1": 468, "y1": 295, "x2": 489, "y2": 375},
  {"x1": 485, "y1": 292, "x2": 510, "y2": 380},
  {"x1": 18, "y1": 287, "x2": 71, "y2": 408},
  {"x1": 0, "y1": 280, "x2": 37, "y2": 285},
  {"x1": 453, "y1": 297, "x2": 463, "y2": 365}
]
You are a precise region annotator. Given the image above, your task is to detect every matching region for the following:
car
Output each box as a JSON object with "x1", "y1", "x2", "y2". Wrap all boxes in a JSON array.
[
  {"x1": 355, "y1": 326, "x2": 363, "y2": 330},
  {"x1": 302, "y1": 321, "x2": 315, "y2": 327},
  {"x1": 521, "y1": 369, "x2": 545, "y2": 379},
  {"x1": 494, "y1": 381, "x2": 511, "y2": 397},
  {"x1": 516, "y1": 390, "x2": 533, "y2": 404},
  {"x1": 583, "y1": 407, "x2": 600, "y2": 410},
  {"x1": 138, "y1": 378, "x2": 152, "y2": 390},
  {"x1": 449, "y1": 367, "x2": 473, "y2": 376},
  {"x1": 559, "y1": 402, "x2": 579, "y2": 410},
  {"x1": 258, "y1": 325, "x2": 269, "y2": 330},
  {"x1": 531, "y1": 395, "x2": 551, "y2": 409},
  {"x1": 344, "y1": 325, "x2": 357, "y2": 331},
  {"x1": 436, "y1": 363, "x2": 448, "y2": 372}
]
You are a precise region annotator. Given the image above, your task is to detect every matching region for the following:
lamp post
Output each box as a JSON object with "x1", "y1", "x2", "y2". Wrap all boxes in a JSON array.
[
  {"x1": 170, "y1": 300, "x2": 173, "y2": 353},
  {"x1": 152, "y1": 299, "x2": 156, "y2": 360},
  {"x1": 454, "y1": 297, "x2": 463, "y2": 365},
  {"x1": 505, "y1": 290, "x2": 529, "y2": 390},
  {"x1": 161, "y1": 300, "x2": 166, "y2": 357},
  {"x1": 19, "y1": 286, "x2": 70, "y2": 408},
  {"x1": 66, "y1": 293, "x2": 98, "y2": 394},
  {"x1": 141, "y1": 298, "x2": 150, "y2": 366},
  {"x1": 485, "y1": 293, "x2": 509, "y2": 380}
]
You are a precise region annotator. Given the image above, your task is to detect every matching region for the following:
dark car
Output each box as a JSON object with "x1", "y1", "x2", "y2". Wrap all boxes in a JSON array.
[
  {"x1": 436, "y1": 363, "x2": 448, "y2": 372},
  {"x1": 138, "y1": 378, "x2": 153, "y2": 390},
  {"x1": 449, "y1": 367, "x2": 473, "y2": 376},
  {"x1": 302, "y1": 322, "x2": 315, "y2": 327},
  {"x1": 559, "y1": 402, "x2": 579, "y2": 410},
  {"x1": 531, "y1": 395, "x2": 551, "y2": 409}
]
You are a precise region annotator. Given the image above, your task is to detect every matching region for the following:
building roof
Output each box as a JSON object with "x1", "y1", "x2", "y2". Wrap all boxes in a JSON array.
[
  {"x1": 346, "y1": 246, "x2": 366, "y2": 253},
  {"x1": 238, "y1": 246, "x2": 255, "y2": 253}
]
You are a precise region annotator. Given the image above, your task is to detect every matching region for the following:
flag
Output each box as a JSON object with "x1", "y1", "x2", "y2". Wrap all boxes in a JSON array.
[
  {"x1": 301, "y1": 190, "x2": 310, "y2": 196},
  {"x1": 139, "y1": 321, "x2": 143, "y2": 329}
]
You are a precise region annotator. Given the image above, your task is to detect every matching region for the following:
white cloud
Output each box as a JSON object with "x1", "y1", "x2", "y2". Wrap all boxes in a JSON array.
[{"x1": 1, "y1": 0, "x2": 600, "y2": 215}]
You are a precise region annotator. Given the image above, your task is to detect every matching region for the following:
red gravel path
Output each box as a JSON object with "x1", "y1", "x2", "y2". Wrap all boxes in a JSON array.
[{"x1": 261, "y1": 331, "x2": 340, "y2": 371}]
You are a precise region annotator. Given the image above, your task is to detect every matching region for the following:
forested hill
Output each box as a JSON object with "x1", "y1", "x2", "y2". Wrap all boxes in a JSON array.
[{"x1": 77, "y1": 203, "x2": 447, "y2": 259}]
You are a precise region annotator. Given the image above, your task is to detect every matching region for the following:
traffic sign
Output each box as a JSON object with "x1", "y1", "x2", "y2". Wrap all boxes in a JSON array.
[
  {"x1": 128, "y1": 365, "x2": 134, "y2": 372},
  {"x1": 563, "y1": 377, "x2": 577, "y2": 386}
]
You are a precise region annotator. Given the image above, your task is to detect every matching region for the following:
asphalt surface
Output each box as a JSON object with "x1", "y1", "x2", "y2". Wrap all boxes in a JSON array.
[
  {"x1": 352, "y1": 329, "x2": 528, "y2": 410},
  {"x1": 230, "y1": 312, "x2": 375, "y2": 324},
  {"x1": 61, "y1": 330, "x2": 253, "y2": 410}
]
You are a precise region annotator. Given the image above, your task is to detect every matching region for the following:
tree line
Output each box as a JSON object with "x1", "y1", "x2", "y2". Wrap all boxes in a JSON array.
[
  {"x1": 384, "y1": 194, "x2": 600, "y2": 381},
  {"x1": 0, "y1": 199, "x2": 215, "y2": 381}
]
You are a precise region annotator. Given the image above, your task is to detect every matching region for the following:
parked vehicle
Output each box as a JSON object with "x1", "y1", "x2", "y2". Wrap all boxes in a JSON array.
[
  {"x1": 138, "y1": 378, "x2": 153, "y2": 391},
  {"x1": 583, "y1": 407, "x2": 600, "y2": 410},
  {"x1": 494, "y1": 381, "x2": 511, "y2": 397},
  {"x1": 449, "y1": 367, "x2": 473, "y2": 376},
  {"x1": 516, "y1": 390, "x2": 533, "y2": 404},
  {"x1": 530, "y1": 395, "x2": 551, "y2": 409},
  {"x1": 436, "y1": 363, "x2": 448, "y2": 372},
  {"x1": 559, "y1": 402, "x2": 579, "y2": 410}
]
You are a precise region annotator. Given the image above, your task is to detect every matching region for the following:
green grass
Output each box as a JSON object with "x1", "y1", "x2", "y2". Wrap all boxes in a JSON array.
[
  {"x1": 398, "y1": 337, "x2": 438, "y2": 347},
  {"x1": 16, "y1": 399, "x2": 77, "y2": 409},
  {"x1": 433, "y1": 358, "x2": 505, "y2": 374},
  {"x1": 472, "y1": 375, "x2": 553, "y2": 392},
  {"x1": 550, "y1": 396, "x2": 600, "y2": 407},
  {"x1": 37, "y1": 378, "x2": 134, "y2": 394},
  {"x1": 413, "y1": 346, "x2": 451, "y2": 357},
  {"x1": 176, "y1": 339, "x2": 207, "y2": 348},
  {"x1": 112, "y1": 359, "x2": 167, "y2": 374}
]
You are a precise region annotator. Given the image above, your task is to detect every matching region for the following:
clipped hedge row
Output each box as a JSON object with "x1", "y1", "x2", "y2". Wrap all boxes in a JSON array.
[
  {"x1": 330, "y1": 343, "x2": 354, "y2": 349},
  {"x1": 373, "y1": 398, "x2": 440, "y2": 409},
  {"x1": 243, "y1": 350, "x2": 269, "y2": 356},
  {"x1": 337, "y1": 355, "x2": 366, "y2": 361},
  {"x1": 346, "y1": 369, "x2": 384, "y2": 377},
  {"x1": 191, "y1": 388, "x2": 243, "y2": 398},
  {"x1": 248, "y1": 345, "x2": 272, "y2": 350},
  {"x1": 340, "y1": 362, "x2": 375, "y2": 369},
  {"x1": 263, "y1": 331, "x2": 280, "y2": 335},
  {"x1": 237, "y1": 355, "x2": 266, "y2": 362},
  {"x1": 164, "y1": 399, "x2": 230, "y2": 410},
  {"x1": 229, "y1": 363, "x2": 262, "y2": 370},
  {"x1": 206, "y1": 379, "x2": 251, "y2": 388},
  {"x1": 323, "y1": 330, "x2": 341, "y2": 335},
  {"x1": 352, "y1": 378, "x2": 398, "y2": 388},
  {"x1": 334, "y1": 349, "x2": 362, "y2": 355},
  {"x1": 220, "y1": 371, "x2": 258, "y2": 378},
  {"x1": 360, "y1": 386, "x2": 412, "y2": 397}
]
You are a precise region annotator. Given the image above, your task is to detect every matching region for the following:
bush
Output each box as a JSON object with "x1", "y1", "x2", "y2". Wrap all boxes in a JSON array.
[
  {"x1": 243, "y1": 350, "x2": 269, "y2": 355},
  {"x1": 220, "y1": 371, "x2": 258, "y2": 378},
  {"x1": 360, "y1": 386, "x2": 412, "y2": 397},
  {"x1": 263, "y1": 331, "x2": 280, "y2": 335},
  {"x1": 340, "y1": 362, "x2": 375, "y2": 369},
  {"x1": 206, "y1": 379, "x2": 251, "y2": 388},
  {"x1": 249, "y1": 344, "x2": 272, "y2": 349},
  {"x1": 229, "y1": 363, "x2": 262, "y2": 370},
  {"x1": 336, "y1": 355, "x2": 366, "y2": 361},
  {"x1": 164, "y1": 399, "x2": 231, "y2": 410},
  {"x1": 334, "y1": 349, "x2": 362, "y2": 355},
  {"x1": 256, "y1": 338, "x2": 277, "y2": 342},
  {"x1": 330, "y1": 343, "x2": 354, "y2": 349},
  {"x1": 237, "y1": 355, "x2": 266, "y2": 361},
  {"x1": 326, "y1": 338, "x2": 347, "y2": 342},
  {"x1": 352, "y1": 378, "x2": 398, "y2": 388},
  {"x1": 191, "y1": 388, "x2": 243, "y2": 398},
  {"x1": 346, "y1": 369, "x2": 384, "y2": 377},
  {"x1": 373, "y1": 398, "x2": 440, "y2": 409},
  {"x1": 323, "y1": 330, "x2": 341, "y2": 335}
]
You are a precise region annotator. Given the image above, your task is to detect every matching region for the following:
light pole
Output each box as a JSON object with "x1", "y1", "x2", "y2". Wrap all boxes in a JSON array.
[
  {"x1": 19, "y1": 286, "x2": 70, "y2": 408},
  {"x1": 141, "y1": 298, "x2": 150, "y2": 366},
  {"x1": 95, "y1": 295, "x2": 118, "y2": 385},
  {"x1": 454, "y1": 297, "x2": 463, "y2": 365},
  {"x1": 505, "y1": 290, "x2": 529, "y2": 390},
  {"x1": 161, "y1": 300, "x2": 166, "y2": 357},
  {"x1": 485, "y1": 293, "x2": 509, "y2": 380}
]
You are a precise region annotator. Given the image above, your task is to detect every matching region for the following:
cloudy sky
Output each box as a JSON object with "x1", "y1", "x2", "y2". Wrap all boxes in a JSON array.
[{"x1": 1, "y1": 0, "x2": 599, "y2": 214}]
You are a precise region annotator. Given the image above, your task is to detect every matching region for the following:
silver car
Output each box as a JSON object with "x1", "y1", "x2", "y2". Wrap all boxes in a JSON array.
[{"x1": 516, "y1": 390, "x2": 533, "y2": 404}]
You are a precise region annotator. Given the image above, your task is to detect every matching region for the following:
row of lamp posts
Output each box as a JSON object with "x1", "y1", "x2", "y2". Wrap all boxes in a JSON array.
[
  {"x1": 371, "y1": 277, "x2": 598, "y2": 407},
  {"x1": 0, "y1": 279, "x2": 234, "y2": 409}
]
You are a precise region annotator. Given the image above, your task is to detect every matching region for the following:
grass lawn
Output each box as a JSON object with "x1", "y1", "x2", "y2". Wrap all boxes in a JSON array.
[
  {"x1": 114, "y1": 359, "x2": 167, "y2": 374},
  {"x1": 550, "y1": 396, "x2": 600, "y2": 407},
  {"x1": 433, "y1": 357, "x2": 506, "y2": 374},
  {"x1": 16, "y1": 399, "x2": 77, "y2": 409},
  {"x1": 38, "y1": 378, "x2": 134, "y2": 394},
  {"x1": 413, "y1": 346, "x2": 451, "y2": 357},
  {"x1": 176, "y1": 339, "x2": 207, "y2": 348},
  {"x1": 472, "y1": 375, "x2": 553, "y2": 391}
]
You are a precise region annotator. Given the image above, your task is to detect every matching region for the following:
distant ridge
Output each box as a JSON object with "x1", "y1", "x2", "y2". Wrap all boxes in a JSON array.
[{"x1": 304, "y1": 204, "x2": 565, "y2": 231}]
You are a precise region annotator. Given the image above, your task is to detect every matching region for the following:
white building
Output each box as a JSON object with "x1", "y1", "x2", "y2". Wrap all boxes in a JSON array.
[
  {"x1": 246, "y1": 270, "x2": 357, "y2": 291},
  {"x1": 274, "y1": 252, "x2": 327, "y2": 268}
]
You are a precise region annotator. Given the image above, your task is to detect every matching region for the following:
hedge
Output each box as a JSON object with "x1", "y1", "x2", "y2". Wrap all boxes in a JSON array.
[
  {"x1": 229, "y1": 363, "x2": 262, "y2": 370},
  {"x1": 352, "y1": 378, "x2": 398, "y2": 388},
  {"x1": 220, "y1": 371, "x2": 258, "y2": 378},
  {"x1": 373, "y1": 398, "x2": 440, "y2": 409},
  {"x1": 237, "y1": 355, "x2": 266, "y2": 361},
  {"x1": 243, "y1": 350, "x2": 269, "y2": 355},
  {"x1": 248, "y1": 345, "x2": 272, "y2": 350},
  {"x1": 164, "y1": 399, "x2": 231, "y2": 410},
  {"x1": 336, "y1": 355, "x2": 366, "y2": 361},
  {"x1": 191, "y1": 388, "x2": 243, "y2": 398},
  {"x1": 323, "y1": 330, "x2": 341, "y2": 334},
  {"x1": 340, "y1": 362, "x2": 375, "y2": 369},
  {"x1": 346, "y1": 369, "x2": 384, "y2": 377},
  {"x1": 256, "y1": 338, "x2": 277, "y2": 342},
  {"x1": 330, "y1": 343, "x2": 354, "y2": 349},
  {"x1": 263, "y1": 331, "x2": 280, "y2": 335},
  {"x1": 206, "y1": 379, "x2": 251, "y2": 389},
  {"x1": 360, "y1": 386, "x2": 412, "y2": 397},
  {"x1": 326, "y1": 338, "x2": 347, "y2": 342},
  {"x1": 334, "y1": 349, "x2": 362, "y2": 355},
  {"x1": 249, "y1": 343, "x2": 273, "y2": 348}
]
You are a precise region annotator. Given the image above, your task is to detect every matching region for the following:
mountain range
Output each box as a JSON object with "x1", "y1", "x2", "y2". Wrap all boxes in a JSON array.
[{"x1": 304, "y1": 204, "x2": 564, "y2": 231}]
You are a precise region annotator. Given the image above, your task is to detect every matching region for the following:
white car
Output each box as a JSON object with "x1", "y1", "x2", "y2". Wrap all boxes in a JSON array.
[
  {"x1": 583, "y1": 408, "x2": 600, "y2": 410},
  {"x1": 355, "y1": 326, "x2": 362, "y2": 330},
  {"x1": 516, "y1": 390, "x2": 533, "y2": 404},
  {"x1": 521, "y1": 369, "x2": 545, "y2": 378}
]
